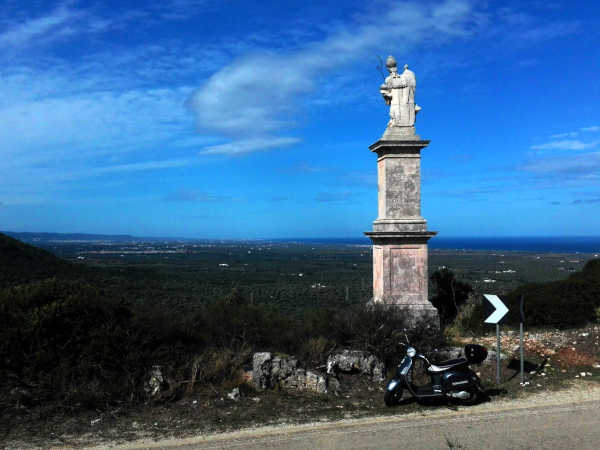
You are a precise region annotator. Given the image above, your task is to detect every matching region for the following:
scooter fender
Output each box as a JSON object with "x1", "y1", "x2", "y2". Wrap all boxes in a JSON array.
[
  {"x1": 385, "y1": 378, "x2": 402, "y2": 392},
  {"x1": 387, "y1": 356, "x2": 413, "y2": 392}
]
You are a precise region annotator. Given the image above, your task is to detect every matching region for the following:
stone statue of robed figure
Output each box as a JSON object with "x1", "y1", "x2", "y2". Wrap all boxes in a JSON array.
[{"x1": 379, "y1": 55, "x2": 421, "y2": 139}]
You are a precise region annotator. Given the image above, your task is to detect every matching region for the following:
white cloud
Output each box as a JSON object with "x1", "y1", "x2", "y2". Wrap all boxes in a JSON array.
[
  {"x1": 581, "y1": 125, "x2": 600, "y2": 132},
  {"x1": 550, "y1": 132, "x2": 578, "y2": 139},
  {"x1": 0, "y1": 86, "x2": 196, "y2": 163},
  {"x1": 518, "y1": 152, "x2": 600, "y2": 181},
  {"x1": 88, "y1": 159, "x2": 196, "y2": 175},
  {"x1": 0, "y1": 5, "x2": 79, "y2": 48},
  {"x1": 188, "y1": 0, "x2": 477, "y2": 152},
  {"x1": 530, "y1": 139, "x2": 599, "y2": 151},
  {"x1": 201, "y1": 137, "x2": 300, "y2": 156}
]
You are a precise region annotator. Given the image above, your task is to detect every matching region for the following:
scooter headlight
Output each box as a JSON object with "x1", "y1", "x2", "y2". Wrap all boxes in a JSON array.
[{"x1": 406, "y1": 347, "x2": 416, "y2": 357}]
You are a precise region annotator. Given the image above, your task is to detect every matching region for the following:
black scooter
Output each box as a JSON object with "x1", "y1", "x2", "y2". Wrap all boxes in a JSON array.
[{"x1": 384, "y1": 335, "x2": 487, "y2": 406}]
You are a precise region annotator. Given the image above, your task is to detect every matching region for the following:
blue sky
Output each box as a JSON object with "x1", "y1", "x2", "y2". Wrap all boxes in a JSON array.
[{"x1": 1, "y1": 0, "x2": 599, "y2": 239}]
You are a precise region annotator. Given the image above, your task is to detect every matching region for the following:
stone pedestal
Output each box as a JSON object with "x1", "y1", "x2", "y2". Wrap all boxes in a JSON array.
[{"x1": 365, "y1": 136, "x2": 439, "y2": 326}]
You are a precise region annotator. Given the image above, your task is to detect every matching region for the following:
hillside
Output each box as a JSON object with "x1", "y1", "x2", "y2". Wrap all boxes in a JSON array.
[
  {"x1": 2, "y1": 231, "x2": 137, "y2": 244},
  {"x1": 504, "y1": 258, "x2": 600, "y2": 327},
  {"x1": 0, "y1": 232, "x2": 86, "y2": 288}
]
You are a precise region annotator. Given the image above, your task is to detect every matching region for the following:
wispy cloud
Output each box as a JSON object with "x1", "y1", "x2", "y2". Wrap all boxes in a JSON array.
[
  {"x1": 201, "y1": 137, "x2": 300, "y2": 156},
  {"x1": 572, "y1": 198, "x2": 600, "y2": 205},
  {"x1": 581, "y1": 125, "x2": 600, "y2": 132},
  {"x1": 518, "y1": 152, "x2": 600, "y2": 182},
  {"x1": 550, "y1": 132, "x2": 578, "y2": 139},
  {"x1": 494, "y1": 6, "x2": 580, "y2": 44},
  {"x1": 0, "y1": 4, "x2": 79, "y2": 48},
  {"x1": 531, "y1": 139, "x2": 599, "y2": 151},
  {"x1": 187, "y1": 0, "x2": 478, "y2": 155},
  {"x1": 89, "y1": 159, "x2": 195, "y2": 175}
]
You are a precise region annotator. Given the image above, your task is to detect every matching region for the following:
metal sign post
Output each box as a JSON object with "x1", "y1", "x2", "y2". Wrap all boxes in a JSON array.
[
  {"x1": 484, "y1": 294, "x2": 510, "y2": 387},
  {"x1": 496, "y1": 323, "x2": 501, "y2": 385},
  {"x1": 520, "y1": 295, "x2": 525, "y2": 385}
]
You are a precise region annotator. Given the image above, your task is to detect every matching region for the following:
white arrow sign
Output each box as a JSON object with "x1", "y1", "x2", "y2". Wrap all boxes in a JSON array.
[{"x1": 483, "y1": 294, "x2": 509, "y2": 324}]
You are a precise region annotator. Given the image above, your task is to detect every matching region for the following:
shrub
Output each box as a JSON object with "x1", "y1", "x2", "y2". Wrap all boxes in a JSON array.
[
  {"x1": 444, "y1": 294, "x2": 487, "y2": 339},
  {"x1": 0, "y1": 279, "x2": 198, "y2": 409},
  {"x1": 0, "y1": 282, "x2": 444, "y2": 412},
  {"x1": 503, "y1": 259, "x2": 600, "y2": 328},
  {"x1": 430, "y1": 269, "x2": 473, "y2": 329}
]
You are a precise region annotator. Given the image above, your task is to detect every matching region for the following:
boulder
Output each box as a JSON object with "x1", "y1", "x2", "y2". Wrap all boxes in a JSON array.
[
  {"x1": 227, "y1": 387, "x2": 240, "y2": 401},
  {"x1": 144, "y1": 365, "x2": 165, "y2": 397},
  {"x1": 485, "y1": 349, "x2": 507, "y2": 363},
  {"x1": 252, "y1": 352, "x2": 273, "y2": 389},
  {"x1": 252, "y1": 352, "x2": 339, "y2": 394},
  {"x1": 434, "y1": 346, "x2": 463, "y2": 361},
  {"x1": 327, "y1": 350, "x2": 385, "y2": 382}
]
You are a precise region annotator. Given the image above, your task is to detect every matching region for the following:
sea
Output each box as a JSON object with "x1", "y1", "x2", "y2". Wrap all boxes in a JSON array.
[{"x1": 282, "y1": 237, "x2": 600, "y2": 254}]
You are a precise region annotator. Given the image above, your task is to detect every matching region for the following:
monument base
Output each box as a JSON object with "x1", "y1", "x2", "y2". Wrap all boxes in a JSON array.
[{"x1": 365, "y1": 231, "x2": 439, "y2": 328}]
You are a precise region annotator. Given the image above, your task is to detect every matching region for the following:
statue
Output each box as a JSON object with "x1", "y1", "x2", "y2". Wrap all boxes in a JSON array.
[{"x1": 380, "y1": 55, "x2": 421, "y2": 137}]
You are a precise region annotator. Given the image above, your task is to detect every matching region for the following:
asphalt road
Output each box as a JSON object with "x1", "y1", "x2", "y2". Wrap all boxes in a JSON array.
[{"x1": 126, "y1": 397, "x2": 600, "y2": 450}]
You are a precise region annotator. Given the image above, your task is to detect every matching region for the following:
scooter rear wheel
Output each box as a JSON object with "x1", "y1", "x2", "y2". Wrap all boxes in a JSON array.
[{"x1": 384, "y1": 385, "x2": 403, "y2": 406}]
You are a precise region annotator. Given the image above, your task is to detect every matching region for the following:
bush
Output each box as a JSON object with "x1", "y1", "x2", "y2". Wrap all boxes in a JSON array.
[
  {"x1": 0, "y1": 279, "x2": 198, "y2": 409},
  {"x1": 0, "y1": 282, "x2": 444, "y2": 412},
  {"x1": 503, "y1": 259, "x2": 600, "y2": 328},
  {"x1": 444, "y1": 294, "x2": 487, "y2": 340},
  {"x1": 430, "y1": 269, "x2": 473, "y2": 329}
]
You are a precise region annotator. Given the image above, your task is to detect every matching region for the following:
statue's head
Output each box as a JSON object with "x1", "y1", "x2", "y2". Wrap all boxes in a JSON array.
[{"x1": 386, "y1": 55, "x2": 397, "y2": 72}]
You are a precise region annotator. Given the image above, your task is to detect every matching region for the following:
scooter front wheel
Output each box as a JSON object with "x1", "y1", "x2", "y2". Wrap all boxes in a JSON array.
[
  {"x1": 461, "y1": 388, "x2": 480, "y2": 406},
  {"x1": 384, "y1": 384, "x2": 403, "y2": 406}
]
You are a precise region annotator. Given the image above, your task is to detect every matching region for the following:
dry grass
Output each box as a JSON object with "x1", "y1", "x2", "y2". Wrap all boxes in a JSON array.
[{"x1": 554, "y1": 347, "x2": 597, "y2": 368}]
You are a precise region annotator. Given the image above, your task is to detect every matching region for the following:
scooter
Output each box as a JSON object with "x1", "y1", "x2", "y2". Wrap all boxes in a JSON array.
[{"x1": 384, "y1": 335, "x2": 487, "y2": 406}]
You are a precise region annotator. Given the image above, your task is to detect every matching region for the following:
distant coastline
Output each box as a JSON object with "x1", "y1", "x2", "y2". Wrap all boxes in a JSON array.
[
  {"x1": 274, "y1": 236, "x2": 600, "y2": 253},
  {"x1": 4, "y1": 231, "x2": 600, "y2": 254}
]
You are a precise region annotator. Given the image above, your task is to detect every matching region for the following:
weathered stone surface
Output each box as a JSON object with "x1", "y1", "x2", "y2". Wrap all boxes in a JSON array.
[
  {"x1": 370, "y1": 141, "x2": 429, "y2": 226},
  {"x1": 271, "y1": 355, "x2": 299, "y2": 381},
  {"x1": 227, "y1": 387, "x2": 240, "y2": 401},
  {"x1": 365, "y1": 136, "x2": 438, "y2": 325},
  {"x1": 327, "y1": 350, "x2": 385, "y2": 382},
  {"x1": 144, "y1": 365, "x2": 165, "y2": 397},
  {"x1": 485, "y1": 349, "x2": 508, "y2": 363},
  {"x1": 252, "y1": 353, "x2": 339, "y2": 394},
  {"x1": 252, "y1": 352, "x2": 273, "y2": 389}
]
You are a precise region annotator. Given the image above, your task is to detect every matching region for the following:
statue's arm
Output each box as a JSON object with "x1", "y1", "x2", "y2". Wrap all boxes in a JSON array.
[
  {"x1": 380, "y1": 85, "x2": 392, "y2": 105},
  {"x1": 380, "y1": 90, "x2": 391, "y2": 105}
]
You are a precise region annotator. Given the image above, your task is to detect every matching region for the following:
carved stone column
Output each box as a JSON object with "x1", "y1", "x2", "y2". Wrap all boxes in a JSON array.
[{"x1": 365, "y1": 137, "x2": 439, "y2": 324}]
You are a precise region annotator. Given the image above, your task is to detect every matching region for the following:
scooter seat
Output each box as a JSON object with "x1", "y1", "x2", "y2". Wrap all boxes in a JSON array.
[{"x1": 428, "y1": 357, "x2": 468, "y2": 372}]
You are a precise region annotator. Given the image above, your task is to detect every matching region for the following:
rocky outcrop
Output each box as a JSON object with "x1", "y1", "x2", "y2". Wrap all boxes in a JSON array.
[
  {"x1": 252, "y1": 352, "x2": 273, "y2": 390},
  {"x1": 144, "y1": 365, "x2": 165, "y2": 397},
  {"x1": 252, "y1": 352, "x2": 339, "y2": 394},
  {"x1": 326, "y1": 350, "x2": 385, "y2": 382}
]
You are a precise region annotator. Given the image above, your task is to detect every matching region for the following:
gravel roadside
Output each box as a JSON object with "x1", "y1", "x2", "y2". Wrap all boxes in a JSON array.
[{"x1": 99, "y1": 381, "x2": 600, "y2": 449}]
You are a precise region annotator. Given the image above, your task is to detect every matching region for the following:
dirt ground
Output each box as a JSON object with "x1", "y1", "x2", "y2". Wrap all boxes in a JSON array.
[{"x1": 2, "y1": 325, "x2": 599, "y2": 449}]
